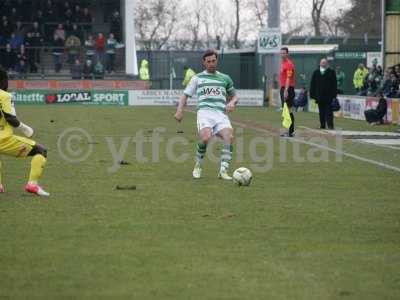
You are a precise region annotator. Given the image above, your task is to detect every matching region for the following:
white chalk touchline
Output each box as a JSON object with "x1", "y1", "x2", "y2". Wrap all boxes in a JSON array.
[
  {"x1": 232, "y1": 120, "x2": 400, "y2": 173},
  {"x1": 300, "y1": 126, "x2": 400, "y2": 151},
  {"x1": 183, "y1": 109, "x2": 400, "y2": 173}
]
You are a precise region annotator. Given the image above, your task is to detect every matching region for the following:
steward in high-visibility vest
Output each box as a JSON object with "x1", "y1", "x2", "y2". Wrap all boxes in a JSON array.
[
  {"x1": 139, "y1": 59, "x2": 150, "y2": 81},
  {"x1": 182, "y1": 66, "x2": 195, "y2": 87},
  {"x1": 353, "y1": 64, "x2": 368, "y2": 92}
]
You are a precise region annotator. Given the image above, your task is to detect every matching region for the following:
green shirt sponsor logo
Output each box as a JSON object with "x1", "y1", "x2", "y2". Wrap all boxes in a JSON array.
[{"x1": 184, "y1": 71, "x2": 235, "y2": 112}]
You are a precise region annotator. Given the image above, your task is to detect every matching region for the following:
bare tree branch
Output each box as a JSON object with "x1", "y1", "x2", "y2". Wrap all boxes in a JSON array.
[
  {"x1": 134, "y1": 0, "x2": 179, "y2": 50},
  {"x1": 232, "y1": 0, "x2": 240, "y2": 49},
  {"x1": 245, "y1": 0, "x2": 267, "y2": 28},
  {"x1": 312, "y1": 0, "x2": 326, "y2": 36}
]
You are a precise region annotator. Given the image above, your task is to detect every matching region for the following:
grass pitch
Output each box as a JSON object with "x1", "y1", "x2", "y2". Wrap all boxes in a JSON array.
[{"x1": 0, "y1": 105, "x2": 399, "y2": 299}]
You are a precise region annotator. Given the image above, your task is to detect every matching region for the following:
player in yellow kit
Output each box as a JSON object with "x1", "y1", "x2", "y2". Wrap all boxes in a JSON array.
[{"x1": 0, "y1": 67, "x2": 49, "y2": 196}]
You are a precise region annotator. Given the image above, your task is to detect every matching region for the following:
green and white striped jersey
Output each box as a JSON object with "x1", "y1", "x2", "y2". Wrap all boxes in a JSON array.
[{"x1": 184, "y1": 71, "x2": 236, "y2": 112}]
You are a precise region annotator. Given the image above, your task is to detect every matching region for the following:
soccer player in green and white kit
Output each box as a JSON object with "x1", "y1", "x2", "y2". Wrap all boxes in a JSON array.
[{"x1": 174, "y1": 49, "x2": 238, "y2": 180}]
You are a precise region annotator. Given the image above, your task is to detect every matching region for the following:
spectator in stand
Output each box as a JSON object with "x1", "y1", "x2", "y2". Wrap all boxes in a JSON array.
[
  {"x1": 24, "y1": 32, "x2": 37, "y2": 73},
  {"x1": 380, "y1": 70, "x2": 392, "y2": 97},
  {"x1": 44, "y1": 0, "x2": 56, "y2": 22},
  {"x1": 28, "y1": 22, "x2": 43, "y2": 69},
  {"x1": 9, "y1": 32, "x2": 24, "y2": 50},
  {"x1": 387, "y1": 73, "x2": 400, "y2": 97},
  {"x1": 84, "y1": 34, "x2": 96, "y2": 62},
  {"x1": 293, "y1": 86, "x2": 308, "y2": 112},
  {"x1": 59, "y1": 2, "x2": 71, "y2": 21},
  {"x1": 394, "y1": 64, "x2": 400, "y2": 75},
  {"x1": 396, "y1": 69, "x2": 400, "y2": 81},
  {"x1": 44, "y1": 1, "x2": 57, "y2": 41},
  {"x1": 353, "y1": 63, "x2": 368, "y2": 95},
  {"x1": 94, "y1": 60, "x2": 105, "y2": 79},
  {"x1": 15, "y1": 59, "x2": 27, "y2": 79},
  {"x1": 64, "y1": 20, "x2": 73, "y2": 34},
  {"x1": 377, "y1": 65, "x2": 383, "y2": 77},
  {"x1": 336, "y1": 65, "x2": 345, "y2": 94},
  {"x1": 52, "y1": 35, "x2": 64, "y2": 73},
  {"x1": 16, "y1": 44, "x2": 28, "y2": 66},
  {"x1": 365, "y1": 67, "x2": 382, "y2": 96},
  {"x1": 31, "y1": 10, "x2": 45, "y2": 28},
  {"x1": 65, "y1": 34, "x2": 81, "y2": 66},
  {"x1": 15, "y1": 21, "x2": 26, "y2": 38},
  {"x1": 73, "y1": 5, "x2": 82, "y2": 23},
  {"x1": 0, "y1": 44, "x2": 17, "y2": 72},
  {"x1": 0, "y1": 24, "x2": 5, "y2": 46},
  {"x1": 60, "y1": 2, "x2": 70, "y2": 13},
  {"x1": 395, "y1": 77, "x2": 400, "y2": 98},
  {"x1": 110, "y1": 11, "x2": 122, "y2": 42},
  {"x1": 70, "y1": 58, "x2": 83, "y2": 80},
  {"x1": 9, "y1": 7, "x2": 19, "y2": 24},
  {"x1": 106, "y1": 33, "x2": 117, "y2": 74},
  {"x1": 81, "y1": 7, "x2": 93, "y2": 33},
  {"x1": 65, "y1": 9, "x2": 74, "y2": 25},
  {"x1": 69, "y1": 24, "x2": 83, "y2": 42},
  {"x1": 83, "y1": 59, "x2": 94, "y2": 79},
  {"x1": 16, "y1": 0, "x2": 28, "y2": 21},
  {"x1": 95, "y1": 33, "x2": 106, "y2": 64},
  {"x1": 82, "y1": 7, "x2": 93, "y2": 22},
  {"x1": 1, "y1": 1, "x2": 12, "y2": 16},
  {"x1": 54, "y1": 24, "x2": 66, "y2": 42},
  {"x1": 387, "y1": 67, "x2": 394, "y2": 77},
  {"x1": 1, "y1": 19, "x2": 13, "y2": 40},
  {"x1": 389, "y1": 74, "x2": 400, "y2": 98}
]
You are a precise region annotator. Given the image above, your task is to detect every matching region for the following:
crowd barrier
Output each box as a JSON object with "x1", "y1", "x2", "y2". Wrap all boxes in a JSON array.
[
  {"x1": 10, "y1": 89, "x2": 264, "y2": 107},
  {"x1": 8, "y1": 80, "x2": 150, "y2": 90}
]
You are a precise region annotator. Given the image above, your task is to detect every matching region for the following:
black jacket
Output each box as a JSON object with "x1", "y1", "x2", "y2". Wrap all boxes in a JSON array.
[
  {"x1": 310, "y1": 67, "x2": 337, "y2": 104},
  {"x1": 376, "y1": 97, "x2": 387, "y2": 118}
]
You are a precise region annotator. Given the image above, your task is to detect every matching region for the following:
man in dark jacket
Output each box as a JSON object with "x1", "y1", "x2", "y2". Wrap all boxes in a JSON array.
[
  {"x1": 364, "y1": 96, "x2": 387, "y2": 125},
  {"x1": 310, "y1": 58, "x2": 337, "y2": 129}
]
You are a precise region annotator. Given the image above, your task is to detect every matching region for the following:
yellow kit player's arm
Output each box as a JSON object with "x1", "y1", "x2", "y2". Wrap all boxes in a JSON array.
[{"x1": 0, "y1": 90, "x2": 34, "y2": 137}]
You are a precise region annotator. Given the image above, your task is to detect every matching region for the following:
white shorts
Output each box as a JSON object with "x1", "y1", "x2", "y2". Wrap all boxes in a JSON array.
[{"x1": 196, "y1": 109, "x2": 232, "y2": 135}]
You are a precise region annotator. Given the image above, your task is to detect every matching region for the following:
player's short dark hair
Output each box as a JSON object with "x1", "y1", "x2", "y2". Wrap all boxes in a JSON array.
[
  {"x1": 202, "y1": 49, "x2": 218, "y2": 61},
  {"x1": 280, "y1": 47, "x2": 289, "y2": 54},
  {"x1": 0, "y1": 66, "x2": 8, "y2": 91}
]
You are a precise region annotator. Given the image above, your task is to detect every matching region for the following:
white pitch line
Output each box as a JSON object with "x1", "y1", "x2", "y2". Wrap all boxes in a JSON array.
[
  {"x1": 231, "y1": 120, "x2": 400, "y2": 173},
  {"x1": 358, "y1": 141, "x2": 400, "y2": 151},
  {"x1": 183, "y1": 109, "x2": 400, "y2": 173},
  {"x1": 297, "y1": 126, "x2": 329, "y2": 134},
  {"x1": 300, "y1": 126, "x2": 400, "y2": 151}
]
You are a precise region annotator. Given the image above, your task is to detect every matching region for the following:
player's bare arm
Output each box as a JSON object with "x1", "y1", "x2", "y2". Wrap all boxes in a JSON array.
[
  {"x1": 226, "y1": 95, "x2": 238, "y2": 113},
  {"x1": 174, "y1": 94, "x2": 188, "y2": 122},
  {"x1": 2, "y1": 110, "x2": 34, "y2": 137}
]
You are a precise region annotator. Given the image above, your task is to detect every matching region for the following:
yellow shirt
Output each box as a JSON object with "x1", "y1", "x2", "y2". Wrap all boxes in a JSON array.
[{"x1": 0, "y1": 89, "x2": 14, "y2": 139}]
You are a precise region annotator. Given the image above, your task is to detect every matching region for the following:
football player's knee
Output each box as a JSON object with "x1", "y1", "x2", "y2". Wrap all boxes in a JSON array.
[
  {"x1": 200, "y1": 133, "x2": 211, "y2": 144},
  {"x1": 228, "y1": 134, "x2": 234, "y2": 143},
  {"x1": 222, "y1": 131, "x2": 233, "y2": 143},
  {"x1": 29, "y1": 144, "x2": 48, "y2": 157}
]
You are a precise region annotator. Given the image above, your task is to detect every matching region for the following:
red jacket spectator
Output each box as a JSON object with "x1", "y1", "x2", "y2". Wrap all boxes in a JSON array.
[{"x1": 95, "y1": 33, "x2": 105, "y2": 52}]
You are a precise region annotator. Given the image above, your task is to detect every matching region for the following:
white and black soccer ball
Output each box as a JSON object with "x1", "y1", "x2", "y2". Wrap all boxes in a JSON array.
[{"x1": 232, "y1": 167, "x2": 252, "y2": 186}]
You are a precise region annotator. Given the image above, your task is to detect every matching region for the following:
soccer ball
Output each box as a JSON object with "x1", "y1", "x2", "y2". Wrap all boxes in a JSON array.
[{"x1": 232, "y1": 167, "x2": 252, "y2": 186}]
